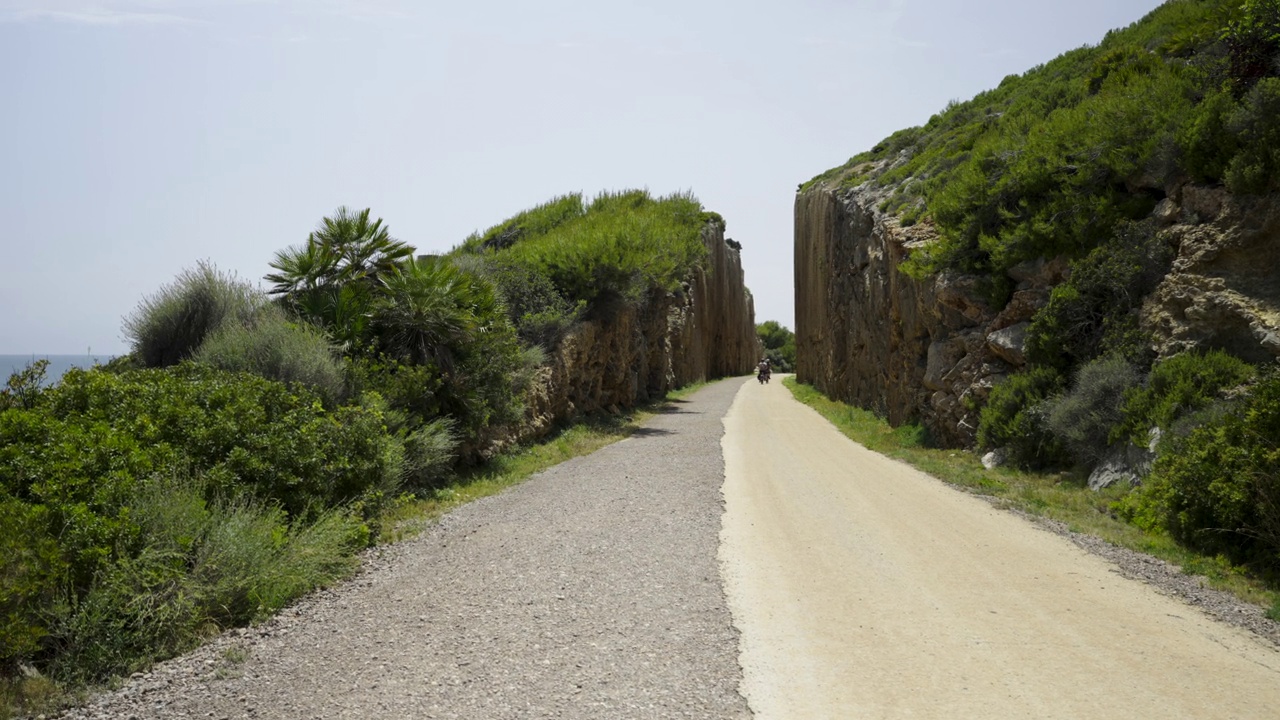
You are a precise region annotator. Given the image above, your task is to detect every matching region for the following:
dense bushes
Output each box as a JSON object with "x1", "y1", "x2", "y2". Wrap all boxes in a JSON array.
[
  {"x1": 458, "y1": 190, "x2": 711, "y2": 311},
  {"x1": 122, "y1": 262, "x2": 259, "y2": 368},
  {"x1": 1127, "y1": 368, "x2": 1280, "y2": 575},
  {"x1": 0, "y1": 365, "x2": 392, "y2": 677},
  {"x1": 976, "y1": 367, "x2": 1067, "y2": 469}
]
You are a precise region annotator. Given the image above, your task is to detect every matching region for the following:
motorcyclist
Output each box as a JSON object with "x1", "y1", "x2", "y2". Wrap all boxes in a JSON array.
[{"x1": 757, "y1": 357, "x2": 771, "y2": 384}]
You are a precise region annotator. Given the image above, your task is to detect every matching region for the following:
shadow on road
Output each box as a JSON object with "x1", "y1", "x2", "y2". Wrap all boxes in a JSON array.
[{"x1": 630, "y1": 426, "x2": 677, "y2": 438}]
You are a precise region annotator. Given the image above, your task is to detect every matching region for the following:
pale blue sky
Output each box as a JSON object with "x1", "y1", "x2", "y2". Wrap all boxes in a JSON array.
[{"x1": 2, "y1": 0, "x2": 1163, "y2": 354}]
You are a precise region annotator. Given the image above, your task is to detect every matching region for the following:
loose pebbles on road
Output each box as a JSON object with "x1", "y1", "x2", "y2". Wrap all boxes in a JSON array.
[{"x1": 62, "y1": 379, "x2": 752, "y2": 720}]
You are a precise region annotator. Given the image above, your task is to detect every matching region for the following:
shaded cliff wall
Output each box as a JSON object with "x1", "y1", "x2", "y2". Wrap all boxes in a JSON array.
[
  {"x1": 795, "y1": 172, "x2": 1280, "y2": 448},
  {"x1": 794, "y1": 179, "x2": 997, "y2": 447},
  {"x1": 520, "y1": 222, "x2": 758, "y2": 439}
]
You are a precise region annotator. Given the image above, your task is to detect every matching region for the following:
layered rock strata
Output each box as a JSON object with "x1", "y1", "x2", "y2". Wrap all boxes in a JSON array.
[
  {"x1": 518, "y1": 222, "x2": 759, "y2": 442},
  {"x1": 795, "y1": 164, "x2": 1280, "y2": 448}
]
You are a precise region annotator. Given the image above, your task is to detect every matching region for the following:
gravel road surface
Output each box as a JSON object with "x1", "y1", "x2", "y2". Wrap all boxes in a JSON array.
[
  {"x1": 63, "y1": 379, "x2": 750, "y2": 720},
  {"x1": 720, "y1": 376, "x2": 1280, "y2": 719}
]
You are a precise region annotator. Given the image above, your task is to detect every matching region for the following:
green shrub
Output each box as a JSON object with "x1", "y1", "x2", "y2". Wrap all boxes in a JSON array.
[
  {"x1": 1025, "y1": 220, "x2": 1173, "y2": 372},
  {"x1": 1131, "y1": 369, "x2": 1280, "y2": 574},
  {"x1": 369, "y1": 257, "x2": 529, "y2": 442},
  {"x1": 0, "y1": 498, "x2": 62, "y2": 672},
  {"x1": 399, "y1": 419, "x2": 458, "y2": 490},
  {"x1": 8, "y1": 365, "x2": 397, "y2": 521},
  {"x1": 467, "y1": 190, "x2": 711, "y2": 310},
  {"x1": 977, "y1": 367, "x2": 1068, "y2": 469},
  {"x1": 1178, "y1": 89, "x2": 1240, "y2": 184},
  {"x1": 0, "y1": 359, "x2": 48, "y2": 411},
  {"x1": 0, "y1": 365, "x2": 389, "y2": 680},
  {"x1": 194, "y1": 305, "x2": 347, "y2": 406},
  {"x1": 1223, "y1": 0, "x2": 1280, "y2": 93},
  {"x1": 757, "y1": 321, "x2": 796, "y2": 372},
  {"x1": 475, "y1": 258, "x2": 583, "y2": 350},
  {"x1": 44, "y1": 474, "x2": 364, "y2": 682},
  {"x1": 1042, "y1": 355, "x2": 1142, "y2": 467},
  {"x1": 122, "y1": 262, "x2": 259, "y2": 368},
  {"x1": 1224, "y1": 77, "x2": 1280, "y2": 194},
  {"x1": 1116, "y1": 349, "x2": 1256, "y2": 443}
]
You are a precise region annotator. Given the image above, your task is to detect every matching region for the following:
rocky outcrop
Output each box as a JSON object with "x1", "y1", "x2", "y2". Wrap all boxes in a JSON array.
[
  {"x1": 795, "y1": 160, "x2": 1280, "y2": 448},
  {"x1": 518, "y1": 222, "x2": 758, "y2": 441},
  {"x1": 795, "y1": 166, "x2": 1026, "y2": 447},
  {"x1": 1142, "y1": 188, "x2": 1280, "y2": 364}
]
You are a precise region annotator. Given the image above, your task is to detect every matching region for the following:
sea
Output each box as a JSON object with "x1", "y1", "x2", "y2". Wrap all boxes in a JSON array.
[{"x1": 1, "y1": 354, "x2": 119, "y2": 387}]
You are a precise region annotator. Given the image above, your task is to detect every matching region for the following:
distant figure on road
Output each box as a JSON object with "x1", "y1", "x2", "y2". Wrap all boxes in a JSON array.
[{"x1": 757, "y1": 358, "x2": 771, "y2": 384}]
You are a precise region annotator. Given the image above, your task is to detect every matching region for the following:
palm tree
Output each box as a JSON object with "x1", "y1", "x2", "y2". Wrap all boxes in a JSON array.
[
  {"x1": 266, "y1": 207, "x2": 414, "y2": 347},
  {"x1": 310, "y1": 206, "x2": 414, "y2": 285},
  {"x1": 372, "y1": 256, "x2": 504, "y2": 369}
]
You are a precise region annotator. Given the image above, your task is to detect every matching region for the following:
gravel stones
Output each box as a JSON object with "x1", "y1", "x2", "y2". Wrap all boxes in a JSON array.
[{"x1": 61, "y1": 380, "x2": 750, "y2": 720}]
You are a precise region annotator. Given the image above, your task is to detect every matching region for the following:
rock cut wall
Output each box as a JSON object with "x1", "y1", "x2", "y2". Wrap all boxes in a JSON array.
[
  {"x1": 518, "y1": 222, "x2": 759, "y2": 441},
  {"x1": 795, "y1": 166, "x2": 1280, "y2": 449}
]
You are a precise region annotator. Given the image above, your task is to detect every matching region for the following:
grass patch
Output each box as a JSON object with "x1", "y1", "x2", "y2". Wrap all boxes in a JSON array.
[{"x1": 784, "y1": 377, "x2": 1279, "y2": 609}]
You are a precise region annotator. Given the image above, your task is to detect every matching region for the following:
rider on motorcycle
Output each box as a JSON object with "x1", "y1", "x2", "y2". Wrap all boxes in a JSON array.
[{"x1": 757, "y1": 357, "x2": 771, "y2": 384}]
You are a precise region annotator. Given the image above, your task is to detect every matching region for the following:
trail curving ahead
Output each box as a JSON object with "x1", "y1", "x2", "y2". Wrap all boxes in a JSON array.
[{"x1": 719, "y1": 376, "x2": 1280, "y2": 719}]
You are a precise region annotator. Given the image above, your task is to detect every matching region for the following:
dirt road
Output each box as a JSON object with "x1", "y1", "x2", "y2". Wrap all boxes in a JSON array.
[{"x1": 720, "y1": 376, "x2": 1280, "y2": 719}]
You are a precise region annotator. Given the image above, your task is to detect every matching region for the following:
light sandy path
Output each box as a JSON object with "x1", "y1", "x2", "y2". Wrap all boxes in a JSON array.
[{"x1": 720, "y1": 376, "x2": 1280, "y2": 719}]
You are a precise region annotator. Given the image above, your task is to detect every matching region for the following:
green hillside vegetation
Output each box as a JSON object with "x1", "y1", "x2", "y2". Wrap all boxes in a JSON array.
[
  {"x1": 806, "y1": 1, "x2": 1280, "y2": 581},
  {"x1": 0, "y1": 190, "x2": 723, "y2": 710},
  {"x1": 455, "y1": 190, "x2": 714, "y2": 314},
  {"x1": 810, "y1": 0, "x2": 1280, "y2": 291}
]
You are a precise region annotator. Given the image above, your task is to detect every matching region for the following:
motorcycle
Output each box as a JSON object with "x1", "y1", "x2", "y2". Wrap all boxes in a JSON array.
[{"x1": 757, "y1": 367, "x2": 771, "y2": 384}]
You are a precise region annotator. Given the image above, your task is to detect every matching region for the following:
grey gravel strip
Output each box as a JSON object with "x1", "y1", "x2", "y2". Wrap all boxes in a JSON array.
[{"x1": 61, "y1": 379, "x2": 752, "y2": 720}]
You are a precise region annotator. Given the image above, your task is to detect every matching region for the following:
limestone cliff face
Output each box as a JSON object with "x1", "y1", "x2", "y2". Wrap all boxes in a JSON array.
[
  {"x1": 1143, "y1": 188, "x2": 1280, "y2": 364},
  {"x1": 795, "y1": 175, "x2": 1007, "y2": 447},
  {"x1": 519, "y1": 222, "x2": 758, "y2": 440},
  {"x1": 795, "y1": 167, "x2": 1280, "y2": 448}
]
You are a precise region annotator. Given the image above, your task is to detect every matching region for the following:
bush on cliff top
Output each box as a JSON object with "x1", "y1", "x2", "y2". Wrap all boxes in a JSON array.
[{"x1": 455, "y1": 190, "x2": 712, "y2": 310}]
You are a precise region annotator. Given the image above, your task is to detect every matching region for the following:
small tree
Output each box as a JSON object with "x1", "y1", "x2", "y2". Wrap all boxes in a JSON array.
[{"x1": 757, "y1": 321, "x2": 797, "y2": 372}]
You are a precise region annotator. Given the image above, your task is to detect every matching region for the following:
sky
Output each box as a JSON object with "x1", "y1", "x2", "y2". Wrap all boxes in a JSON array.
[{"x1": 1, "y1": 0, "x2": 1166, "y2": 355}]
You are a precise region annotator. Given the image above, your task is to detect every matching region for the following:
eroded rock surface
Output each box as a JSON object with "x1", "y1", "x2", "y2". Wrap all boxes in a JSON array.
[
  {"x1": 795, "y1": 163, "x2": 1280, "y2": 448},
  {"x1": 517, "y1": 222, "x2": 759, "y2": 444}
]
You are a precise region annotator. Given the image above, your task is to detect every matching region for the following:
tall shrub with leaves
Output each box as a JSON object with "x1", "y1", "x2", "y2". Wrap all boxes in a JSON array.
[
  {"x1": 1115, "y1": 349, "x2": 1255, "y2": 443},
  {"x1": 122, "y1": 262, "x2": 258, "y2": 368},
  {"x1": 1131, "y1": 368, "x2": 1280, "y2": 574},
  {"x1": 1042, "y1": 355, "x2": 1142, "y2": 467}
]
